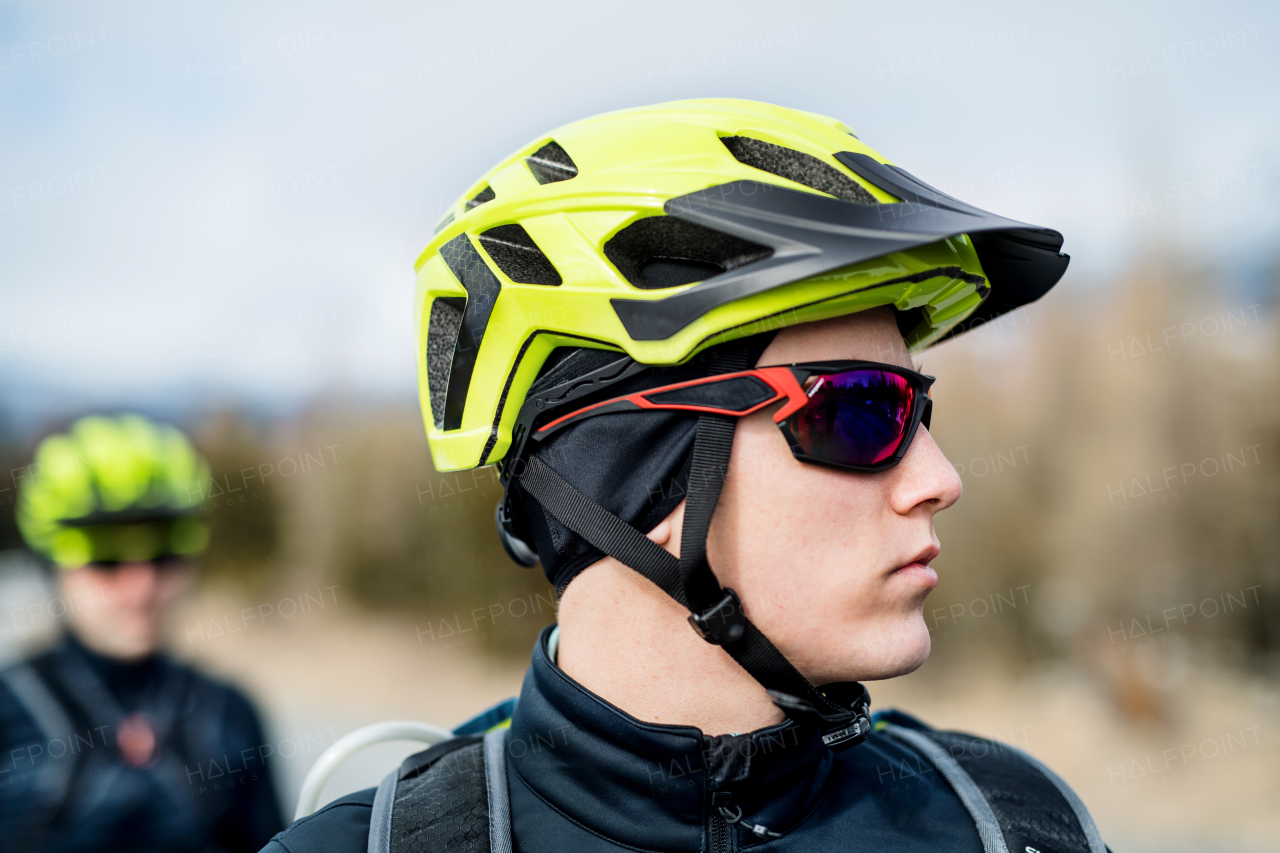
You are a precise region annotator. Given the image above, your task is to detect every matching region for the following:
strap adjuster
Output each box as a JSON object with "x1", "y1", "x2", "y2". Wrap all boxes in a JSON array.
[
  {"x1": 687, "y1": 588, "x2": 746, "y2": 645},
  {"x1": 768, "y1": 682, "x2": 872, "y2": 752}
]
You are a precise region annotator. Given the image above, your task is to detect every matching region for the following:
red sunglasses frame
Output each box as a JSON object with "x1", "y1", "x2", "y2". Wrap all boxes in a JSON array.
[{"x1": 531, "y1": 360, "x2": 935, "y2": 473}]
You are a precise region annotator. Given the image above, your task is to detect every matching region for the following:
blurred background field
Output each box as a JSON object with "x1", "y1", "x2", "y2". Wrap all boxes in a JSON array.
[
  {"x1": 3, "y1": 1, "x2": 1280, "y2": 850},
  {"x1": 3, "y1": 257, "x2": 1277, "y2": 849}
]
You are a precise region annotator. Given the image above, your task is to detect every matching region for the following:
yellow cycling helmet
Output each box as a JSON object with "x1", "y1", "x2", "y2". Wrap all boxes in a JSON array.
[
  {"x1": 16, "y1": 414, "x2": 211, "y2": 569},
  {"x1": 415, "y1": 98, "x2": 1067, "y2": 472}
]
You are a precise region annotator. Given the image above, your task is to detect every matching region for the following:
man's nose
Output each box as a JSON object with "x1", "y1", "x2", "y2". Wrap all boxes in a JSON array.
[
  {"x1": 888, "y1": 426, "x2": 962, "y2": 516},
  {"x1": 115, "y1": 562, "x2": 161, "y2": 600}
]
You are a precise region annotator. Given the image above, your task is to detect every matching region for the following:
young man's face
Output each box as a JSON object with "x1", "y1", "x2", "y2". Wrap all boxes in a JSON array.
[
  {"x1": 58, "y1": 559, "x2": 193, "y2": 660},
  {"x1": 708, "y1": 306, "x2": 963, "y2": 685}
]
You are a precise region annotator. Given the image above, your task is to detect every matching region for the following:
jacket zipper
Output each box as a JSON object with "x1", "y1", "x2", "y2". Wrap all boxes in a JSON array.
[{"x1": 709, "y1": 791, "x2": 735, "y2": 853}]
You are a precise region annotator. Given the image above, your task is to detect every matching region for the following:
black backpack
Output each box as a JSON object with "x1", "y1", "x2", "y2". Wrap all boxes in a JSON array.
[{"x1": 365, "y1": 721, "x2": 1106, "y2": 853}]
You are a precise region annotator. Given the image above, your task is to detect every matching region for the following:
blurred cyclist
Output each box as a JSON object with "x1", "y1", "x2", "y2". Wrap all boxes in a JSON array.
[{"x1": 0, "y1": 413, "x2": 283, "y2": 852}]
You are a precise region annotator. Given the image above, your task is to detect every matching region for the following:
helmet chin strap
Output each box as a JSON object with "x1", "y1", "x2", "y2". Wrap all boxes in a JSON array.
[{"x1": 516, "y1": 342, "x2": 872, "y2": 752}]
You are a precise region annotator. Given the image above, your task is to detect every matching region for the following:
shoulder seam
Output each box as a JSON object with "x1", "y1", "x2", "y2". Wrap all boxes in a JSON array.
[{"x1": 280, "y1": 791, "x2": 374, "y2": 833}]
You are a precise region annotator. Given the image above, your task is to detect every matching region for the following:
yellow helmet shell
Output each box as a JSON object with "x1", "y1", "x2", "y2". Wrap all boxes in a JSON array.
[{"x1": 415, "y1": 99, "x2": 1066, "y2": 471}]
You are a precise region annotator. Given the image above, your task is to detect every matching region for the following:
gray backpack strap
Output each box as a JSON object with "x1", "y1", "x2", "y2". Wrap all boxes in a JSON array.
[
  {"x1": 371, "y1": 736, "x2": 490, "y2": 852},
  {"x1": 0, "y1": 663, "x2": 78, "y2": 805},
  {"x1": 483, "y1": 729, "x2": 512, "y2": 853},
  {"x1": 995, "y1": 742, "x2": 1107, "y2": 853},
  {"x1": 367, "y1": 768, "x2": 398, "y2": 853},
  {"x1": 883, "y1": 724, "x2": 1105, "y2": 853},
  {"x1": 885, "y1": 725, "x2": 1008, "y2": 853}
]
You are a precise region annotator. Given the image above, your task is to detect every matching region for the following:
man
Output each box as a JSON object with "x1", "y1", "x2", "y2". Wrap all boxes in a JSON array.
[
  {"x1": 267, "y1": 99, "x2": 1106, "y2": 852},
  {"x1": 1, "y1": 413, "x2": 284, "y2": 852}
]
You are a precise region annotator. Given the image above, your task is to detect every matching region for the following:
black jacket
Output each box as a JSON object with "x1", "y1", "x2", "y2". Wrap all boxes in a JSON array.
[
  {"x1": 261, "y1": 628, "x2": 1066, "y2": 853},
  {"x1": 0, "y1": 633, "x2": 283, "y2": 853}
]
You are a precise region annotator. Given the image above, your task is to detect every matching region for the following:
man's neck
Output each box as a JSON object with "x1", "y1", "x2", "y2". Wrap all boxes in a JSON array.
[{"x1": 555, "y1": 556, "x2": 785, "y2": 736}]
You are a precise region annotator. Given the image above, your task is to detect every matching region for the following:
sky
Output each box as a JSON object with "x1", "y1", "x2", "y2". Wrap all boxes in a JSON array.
[{"x1": 1, "y1": 0, "x2": 1277, "y2": 423}]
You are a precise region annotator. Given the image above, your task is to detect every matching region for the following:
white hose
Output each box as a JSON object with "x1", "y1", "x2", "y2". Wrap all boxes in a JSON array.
[{"x1": 294, "y1": 720, "x2": 452, "y2": 820}]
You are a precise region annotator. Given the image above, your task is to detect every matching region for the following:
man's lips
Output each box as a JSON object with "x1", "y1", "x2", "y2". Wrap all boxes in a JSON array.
[
  {"x1": 896, "y1": 545, "x2": 947, "y2": 571},
  {"x1": 891, "y1": 545, "x2": 940, "y2": 581}
]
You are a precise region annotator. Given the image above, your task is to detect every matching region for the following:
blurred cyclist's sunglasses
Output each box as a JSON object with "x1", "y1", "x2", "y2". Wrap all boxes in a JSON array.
[
  {"x1": 533, "y1": 360, "x2": 934, "y2": 473},
  {"x1": 84, "y1": 554, "x2": 189, "y2": 572}
]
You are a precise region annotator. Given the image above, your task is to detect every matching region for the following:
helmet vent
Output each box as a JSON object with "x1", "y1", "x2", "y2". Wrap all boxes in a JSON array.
[
  {"x1": 604, "y1": 216, "x2": 772, "y2": 290},
  {"x1": 427, "y1": 296, "x2": 466, "y2": 428},
  {"x1": 467, "y1": 185, "x2": 496, "y2": 208},
  {"x1": 525, "y1": 141, "x2": 578, "y2": 185},
  {"x1": 479, "y1": 224, "x2": 563, "y2": 286},
  {"x1": 721, "y1": 136, "x2": 876, "y2": 204}
]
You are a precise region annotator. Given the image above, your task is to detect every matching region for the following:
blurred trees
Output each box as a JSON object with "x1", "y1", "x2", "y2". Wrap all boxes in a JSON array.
[
  {"x1": 190, "y1": 402, "x2": 554, "y2": 656},
  {"x1": 925, "y1": 254, "x2": 1278, "y2": 715},
  {"x1": 1, "y1": 258, "x2": 1275, "y2": 671}
]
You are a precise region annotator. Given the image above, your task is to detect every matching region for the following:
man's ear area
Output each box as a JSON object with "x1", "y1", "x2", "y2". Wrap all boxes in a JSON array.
[
  {"x1": 645, "y1": 502, "x2": 684, "y2": 559},
  {"x1": 757, "y1": 307, "x2": 912, "y2": 368}
]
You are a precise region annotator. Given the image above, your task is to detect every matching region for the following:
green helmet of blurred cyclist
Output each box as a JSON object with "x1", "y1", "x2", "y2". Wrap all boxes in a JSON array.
[{"x1": 16, "y1": 413, "x2": 210, "y2": 569}]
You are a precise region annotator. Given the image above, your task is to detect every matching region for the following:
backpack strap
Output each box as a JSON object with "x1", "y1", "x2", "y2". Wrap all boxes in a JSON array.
[
  {"x1": 368, "y1": 766, "x2": 397, "y2": 853},
  {"x1": 0, "y1": 662, "x2": 80, "y2": 847},
  {"x1": 482, "y1": 729, "x2": 512, "y2": 853},
  {"x1": 367, "y1": 729, "x2": 512, "y2": 853},
  {"x1": 885, "y1": 725, "x2": 1008, "y2": 853},
  {"x1": 882, "y1": 723, "x2": 1105, "y2": 853}
]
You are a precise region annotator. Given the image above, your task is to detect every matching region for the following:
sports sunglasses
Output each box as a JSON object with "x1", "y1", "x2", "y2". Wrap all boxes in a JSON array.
[{"x1": 532, "y1": 360, "x2": 935, "y2": 473}]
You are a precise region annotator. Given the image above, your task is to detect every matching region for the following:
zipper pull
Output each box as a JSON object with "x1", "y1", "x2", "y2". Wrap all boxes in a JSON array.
[{"x1": 714, "y1": 791, "x2": 782, "y2": 840}]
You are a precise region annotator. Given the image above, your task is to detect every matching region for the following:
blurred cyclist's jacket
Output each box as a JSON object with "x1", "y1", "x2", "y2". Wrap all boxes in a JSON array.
[{"x1": 0, "y1": 632, "x2": 283, "y2": 852}]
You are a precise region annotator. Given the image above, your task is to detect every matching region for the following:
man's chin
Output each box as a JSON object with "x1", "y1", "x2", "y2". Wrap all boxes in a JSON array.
[
  {"x1": 851, "y1": 627, "x2": 931, "y2": 682},
  {"x1": 84, "y1": 626, "x2": 162, "y2": 660},
  {"x1": 814, "y1": 630, "x2": 930, "y2": 684}
]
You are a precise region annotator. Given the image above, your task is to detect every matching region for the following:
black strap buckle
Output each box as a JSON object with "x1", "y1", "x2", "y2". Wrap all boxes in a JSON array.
[
  {"x1": 819, "y1": 711, "x2": 871, "y2": 751},
  {"x1": 687, "y1": 588, "x2": 746, "y2": 646},
  {"x1": 495, "y1": 499, "x2": 539, "y2": 568},
  {"x1": 768, "y1": 682, "x2": 872, "y2": 752}
]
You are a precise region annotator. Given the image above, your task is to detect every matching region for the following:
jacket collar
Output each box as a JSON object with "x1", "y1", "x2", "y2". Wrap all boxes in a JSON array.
[{"x1": 507, "y1": 626, "x2": 832, "y2": 850}]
